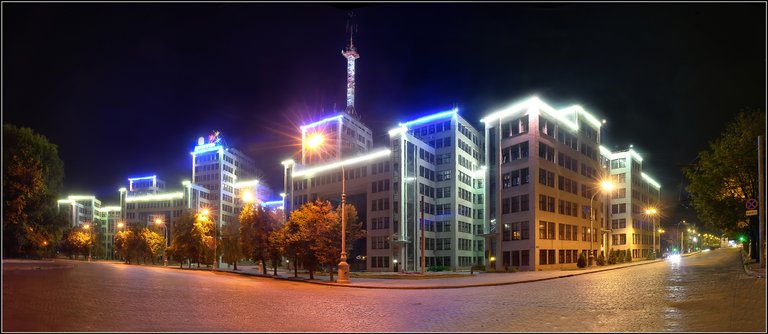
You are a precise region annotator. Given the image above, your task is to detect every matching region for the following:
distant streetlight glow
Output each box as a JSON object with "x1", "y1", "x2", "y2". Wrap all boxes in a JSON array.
[{"x1": 243, "y1": 191, "x2": 254, "y2": 203}]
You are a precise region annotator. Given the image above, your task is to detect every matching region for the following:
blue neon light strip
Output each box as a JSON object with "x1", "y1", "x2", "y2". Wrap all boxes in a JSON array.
[
  {"x1": 191, "y1": 144, "x2": 223, "y2": 155},
  {"x1": 399, "y1": 108, "x2": 458, "y2": 128},
  {"x1": 261, "y1": 200, "x2": 284, "y2": 207},
  {"x1": 128, "y1": 175, "x2": 156, "y2": 182},
  {"x1": 300, "y1": 115, "x2": 343, "y2": 131}
]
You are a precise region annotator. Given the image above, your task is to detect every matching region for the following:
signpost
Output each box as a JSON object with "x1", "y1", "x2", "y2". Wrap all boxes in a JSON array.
[{"x1": 746, "y1": 199, "x2": 758, "y2": 216}]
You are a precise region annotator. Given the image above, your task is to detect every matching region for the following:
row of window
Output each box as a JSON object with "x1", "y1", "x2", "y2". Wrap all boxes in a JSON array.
[
  {"x1": 502, "y1": 168, "x2": 530, "y2": 188},
  {"x1": 501, "y1": 195, "x2": 531, "y2": 214},
  {"x1": 371, "y1": 217, "x2": 390, "y2": 230},
  {"x1": 502, "y1": 221, "x2": 530, "y2": 241},
  {"x1": 372, "y1": 179, "x2": 390, "y2": 193}
]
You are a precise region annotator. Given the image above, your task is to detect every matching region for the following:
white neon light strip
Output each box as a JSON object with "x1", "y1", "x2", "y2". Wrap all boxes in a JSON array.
[
  {"x1": 641, "y1": 172, "x2": 661, "y2": 189},
  {"x1": 125, "y1": 192, "x2": 184, "y2": 202},
  {"x1": 67, "y1": 195, "x2": 96, "y2": 200},
  {"x1": 389, "y1": 108, "x2": 458, "y2": 136},
  {"x1": 480, "y1": 96, "x2": 602, "y2": 131},
  {"x1": 261, "y1": 200, "x2": 283, "y2": 206},
  {"x1": 281, "y1": 159, "x2": 295, "y2": 166},
  {"x1": 599, "y1": 146, "x2": 644, "y2": 163},
  {"x1": 293, "y1": 149, "x2": 391, "y2": 177},
  {"x1": 300, "y1": 115, "x2": 343, "y2": 131},
  {"x1": 98, "y1": 206, "x2": 121, "y2": 212},
  {"x1": 57, "y1": 199, "x2": 73, "y2": 204},
  {"x1": 234, "y1": 180, "x2": 260, "y2": 188}
]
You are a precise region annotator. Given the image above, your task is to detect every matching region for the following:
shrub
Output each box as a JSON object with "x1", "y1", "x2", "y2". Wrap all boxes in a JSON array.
[
  {"x1": 608, "y1": 249, "x2": 618, "y2": 265},
  {"x1": 625, "y1": 250, "x2": 632, "y2": 263},
  {"x1": 471, "y1": 264, "x2": 485, "y2": 271},
  {"x1": 646, "y1": 251, "x2": 656, "y2": 260},
  {"x1": 427, "y1": 265, "x2": 449, "y2": 272},
  {"x1": 577, "y1": 252, "x2": 587, "y2": 268},
  {"x1": 596, "y1": 254, "x2": 606, "y2": 266}
]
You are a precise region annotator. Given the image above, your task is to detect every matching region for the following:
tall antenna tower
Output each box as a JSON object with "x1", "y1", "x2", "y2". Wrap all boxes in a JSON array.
[{"x1": 342, "y1": 11, "x2": 360, "y2": 119}]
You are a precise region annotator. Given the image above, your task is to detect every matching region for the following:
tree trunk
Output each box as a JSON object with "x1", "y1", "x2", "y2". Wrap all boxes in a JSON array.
[
  {"x1": 293, "y1": 254, "x2": 298, "y2": 278},
  {"x1": 233, "y1": 260, "x2": 238, "y2": 271},
  {"x1": 261, "y1": 252, "x2": 267, "y2": 275},
  {"x1": 329, "y1": 262, "x2": 334, "y2": 282},
  {"x1": 272, "y1": 256, "x2": 278, "y2": 276}
]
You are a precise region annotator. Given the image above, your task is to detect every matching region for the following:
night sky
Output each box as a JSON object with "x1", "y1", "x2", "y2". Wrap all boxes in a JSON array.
[{"x1": 4, "y1": 3, "x2": 765, "y2": 226}]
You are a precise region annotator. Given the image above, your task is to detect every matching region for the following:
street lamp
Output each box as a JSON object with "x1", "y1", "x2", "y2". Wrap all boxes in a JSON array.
[
  {"x1": 114, "y1": 222, "x2": 125, "y2": 260},
  {"x1": 83, "y1": 223, "x2": 93, "y2": 262},
  {"x1": 677, "y1": 220, "x2": 689, "y2": 254},
  {"x1": 154, "y1": 218, "x2": 168, "y2": 267},
  {"x1": 198, "y1": 209, "x2": 216, "y2": 270},
  {"x1": 306, "y1": 132, "x2": 350, "y2": 283},
  {"x1": 589, "y1": 180, "x2": 614, "y2": 267},
  {"x1": 645, "y1": 208, "x2": 659, "y2": 258}
]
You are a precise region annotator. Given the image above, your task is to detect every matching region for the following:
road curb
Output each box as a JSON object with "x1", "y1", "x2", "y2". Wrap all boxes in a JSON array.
[{"x1": 195, "y1": 259, "x2": 665, "y2": 290}]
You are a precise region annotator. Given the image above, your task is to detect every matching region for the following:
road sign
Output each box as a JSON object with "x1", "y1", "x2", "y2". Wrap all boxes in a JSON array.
[
  {"x1": 747, "y1": 210, "x2": 758, "y2": 216},
  {"x1": 746, "y1": 198, "x2": 758, "y2": 210}
]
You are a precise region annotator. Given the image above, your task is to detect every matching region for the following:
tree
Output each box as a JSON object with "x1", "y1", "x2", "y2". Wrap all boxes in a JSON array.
[
  {"x1": 312, "y1": 202, "x2": 365, "y2": 282},
  {"x1": 141, "y1": 227, "x2": 165, "y2": 264},
  {"x1": 240, "y1": 203, "x2": 274, "y2": 275},
  {"x1": 684, "y1": 110, "x2": 765, "y2": 258},
  {"x1": 3, "y1": 124, "x2": 66, "y2": 258},
  {"x1": 169, "y1": 210, "x2": 199, "y2": 268},
  {"x1": 239, "y1": 203, "x2": 257, "y2": 269},
  {"x1": 577, "y1": 252, "x2": 587, "y2": 268},
  {"x1": 193, "y1": 211, "x2": 215, "y2": 267},
  {"x1": 221, "y1": 220, "x2": 242, "y2": 270}
]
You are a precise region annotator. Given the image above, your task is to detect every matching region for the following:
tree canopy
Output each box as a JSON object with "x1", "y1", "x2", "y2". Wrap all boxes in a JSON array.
[
  {"x1": 3, "y1": 124, "x2": 66, "y2": 258},
  {"x1": 684, "y1": 110, "x2": 765, "y2": 237}
]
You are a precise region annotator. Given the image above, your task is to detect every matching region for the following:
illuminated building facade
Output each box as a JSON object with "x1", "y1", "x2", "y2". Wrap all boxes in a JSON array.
[
  {"x1": 190, "y1": 132, "x2": 259, "y2": 231},
  {"x1": 388, "y1": 109, "x2": 487, "y2": 271},
  {"x1": 57, "y1": 195, "x2": 123, "y2": 259},
  {"x1": 301, "y1": 113, "x2": 373, "y2": 166},
  {"x1": 57, "y1": 195, "x2": 102, "y2": 228},
  {"x1": 118, "y1": 176, "x2": 212, "y2": 249},
  {"x1": 599, "y1": 146, "x2": 661, "y2": 259},
  {"x1": 482, "y1": 96, "x2": 608, "y2": 271},
  {"x1": 284, "y1": 108, "x2": 487, "y2": 272}
]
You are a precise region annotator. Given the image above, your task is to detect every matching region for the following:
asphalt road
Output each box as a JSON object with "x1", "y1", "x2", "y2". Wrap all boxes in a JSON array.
[{"x1": 3, "y1": 248, "x2": 764, "y2": 332}]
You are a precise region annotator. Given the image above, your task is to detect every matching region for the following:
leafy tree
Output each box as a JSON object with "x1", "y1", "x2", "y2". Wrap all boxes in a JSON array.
[
  {"x1": 684, "y1": 110, "x2": 765, "y2": 257},
  {"x1": 312, "y1": 202, "x2": 364, "y2": 282},
  {"x1": 141, "y1": 227, "x2": 165, "y2": 264},
  {"x1": 3, "y1": 124, "x2": 66, "y2": 258},
  {"x1": 193, "y1": 210, "x2": 215, "y2": 267},
  {"x1": 62, "y1": 227, "x2": 93, "y2": 260},
  {"x1": 221, "y1": 220, "x2": 242, "y2": 270},
  {"x1": 274, "y1": 208, "x2": 307, "y2": 278},
  {"x1": 239, "y1": 203, "x2": 257, "y2": 268},
  {"x1": 267, "y1": 209, "x2": 284, "y2": 276},
  {"x1": 239, "y1": 203, "x2": 274, "y2": 275},
  {"x1": 169, "y1": 210, "x2": 198, "y2": 268}
]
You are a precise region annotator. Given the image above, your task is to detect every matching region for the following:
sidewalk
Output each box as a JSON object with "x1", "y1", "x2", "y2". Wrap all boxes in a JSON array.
[
  {"x1": 2, "y1": 259, "x2": 75, "y2": 271},
  {"x1": 203, "y1": 258, "x2": 668, "y2": 289}
]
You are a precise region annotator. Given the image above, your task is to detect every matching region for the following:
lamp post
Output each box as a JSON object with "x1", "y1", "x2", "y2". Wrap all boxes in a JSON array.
[
  {"x1": 305, "y1": 132, "x2": 350, "y2": 283},
  {"x1": 114, "y1": 222, "x2": 125, "y2": 261},
  {"x1": 83, "y1": 223, "x2": 93, "y2": 262},
  {"x1": 645, "y1": 208, "x2": 658, "y2": 258},
  {"x1": 677, "y1": 220, "x2": 689, "y2": 254},
  {"x1": 658, "y1": 228, "x2": 665, "y2": 255},
  {"x1": 154, "y1": 218, "x2": 168, "y2": 267},
  {"x1": 589, "y1": 181, "x2": 614, "y2": 267}
]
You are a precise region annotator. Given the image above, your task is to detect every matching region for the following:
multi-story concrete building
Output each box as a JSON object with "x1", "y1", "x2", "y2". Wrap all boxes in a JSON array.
[
  {"x1": 599, "y1": 146, "x2": 662, "y2": 259},
  {"x1": 388, "y1": 108, "x2": 487, "y2": 271},
  {"x1": 57, "y1": 195, "x2": 103, "y2": 227},
  {"x1": 283, "y1": 107, "x2": 487, "y2": 272},
  {"x1": 190, "y1": 132, "x2": 258, "y2": 229},
  {"x1": 57, "y1": 195, "x2": 122, "y2": 259},
  {"x1": 118, "y1": 176, "x2": 212, "y2": 247},
  {"x1": 481, "y1": 96, "x2": 608, "y2": 271}
]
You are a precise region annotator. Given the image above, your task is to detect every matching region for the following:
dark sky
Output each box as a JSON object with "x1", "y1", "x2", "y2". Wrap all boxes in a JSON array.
[{"x1": 4, "y1": 3, "x2": 766, "y2": 226}]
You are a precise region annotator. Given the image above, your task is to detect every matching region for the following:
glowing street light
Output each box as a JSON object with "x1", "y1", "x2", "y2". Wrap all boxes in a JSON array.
[
  {"x1": 83, "y1": 223, "x2": 93, "y2": 262},
  {"x1": 306, "y1": 132, "x2": 325, "y2": 149},
  {"x1": 645, "y1": 207, "x2": 659, "y2": 259},
  {"x1": 154, "y1": 218, "x2": 168, "y2": 267},
  {"x1": 242, "y1": 190, "x2": 255, "y2": 204},
  {"x1": 589, "y1": 180, "x2": 614, "y2": 267}
]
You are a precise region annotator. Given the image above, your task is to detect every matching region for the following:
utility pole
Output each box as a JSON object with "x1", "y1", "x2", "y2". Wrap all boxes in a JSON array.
[
  {"x1": 759, "y1": 136, "x2": 765, "y2": 268},
  {"x1": 420, "y1": 195, "x2": 425, "y2": 275}
]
